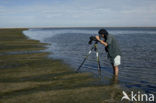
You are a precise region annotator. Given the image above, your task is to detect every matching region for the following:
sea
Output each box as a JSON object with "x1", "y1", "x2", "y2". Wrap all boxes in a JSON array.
[{"x1": 23, "y1": 27, "x2": 156, "y2": 94}]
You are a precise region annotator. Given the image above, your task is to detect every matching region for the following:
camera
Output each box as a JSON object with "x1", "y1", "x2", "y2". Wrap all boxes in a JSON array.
[{"x1": 88, "y1": 36, "x2": 99, "y2": 45}]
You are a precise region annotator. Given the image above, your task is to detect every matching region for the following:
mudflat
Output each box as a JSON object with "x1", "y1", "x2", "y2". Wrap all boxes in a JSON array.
[{"x1": 0, "y1": 29, "x2": 122, "y2": 103}]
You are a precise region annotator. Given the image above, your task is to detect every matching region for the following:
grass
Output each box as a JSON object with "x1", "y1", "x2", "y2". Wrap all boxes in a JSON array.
[
  {"x1": 0, "y1": 29, "x2": 46, "y2": 52},
  {"x1": 0, "y1": 29, "x2": 122, "y2": 103}
]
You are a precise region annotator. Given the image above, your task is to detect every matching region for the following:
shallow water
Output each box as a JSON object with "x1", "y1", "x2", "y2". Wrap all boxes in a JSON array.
[{"x1": 23, "y1": 27, "x2": 156, "y2": 94}]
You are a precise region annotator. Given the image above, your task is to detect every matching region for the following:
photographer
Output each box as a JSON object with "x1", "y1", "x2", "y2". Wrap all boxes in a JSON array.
[{"x1": 95, "y1": 29, "x2": 121, "y2": 76}]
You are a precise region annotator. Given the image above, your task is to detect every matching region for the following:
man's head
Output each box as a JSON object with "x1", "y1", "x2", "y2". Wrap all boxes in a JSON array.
[{"x1": 98, "y1": 29, "x2": 108, "y2": 39}]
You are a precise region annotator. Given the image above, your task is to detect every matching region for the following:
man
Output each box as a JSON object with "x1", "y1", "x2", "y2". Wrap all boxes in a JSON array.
[{"x1": 96, "y1": 29, "x2": 121, "y2": 76}]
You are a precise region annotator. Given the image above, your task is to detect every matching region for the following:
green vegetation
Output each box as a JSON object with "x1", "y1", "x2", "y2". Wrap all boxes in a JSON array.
[
  {"x1": 0, "y1": 29, "x2": 122, "y2": 103},
  {"x1": 0, "y1": 29, "x2": 46, "y2": 52}
]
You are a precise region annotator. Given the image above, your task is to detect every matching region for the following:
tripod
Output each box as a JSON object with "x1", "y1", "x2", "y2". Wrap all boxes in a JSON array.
[{"x1": 76, "y1": 41, "x2": 101, "y2": 72}]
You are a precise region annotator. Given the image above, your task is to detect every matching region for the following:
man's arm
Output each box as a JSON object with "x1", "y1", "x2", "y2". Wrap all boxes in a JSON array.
[{"x1": 95, "y1": 35, "x2": 108, "y2": 47}]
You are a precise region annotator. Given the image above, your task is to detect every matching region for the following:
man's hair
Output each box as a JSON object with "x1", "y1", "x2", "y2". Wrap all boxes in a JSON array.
[
  {"x1": 98, "y1": 29, "x2": 108, "y2": 35},
  {"x1": 98, "y1": 29, "x2": 108, "y2": 40}
]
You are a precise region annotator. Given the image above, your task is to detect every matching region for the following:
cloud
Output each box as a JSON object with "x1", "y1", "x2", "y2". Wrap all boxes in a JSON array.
[{"x1": 0, "y1": 0, "x2": 156, "y2": 27}]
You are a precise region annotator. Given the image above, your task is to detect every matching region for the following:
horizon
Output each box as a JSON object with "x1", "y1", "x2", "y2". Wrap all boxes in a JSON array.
[{"x1": 1, "y1": 26, "x2": 156, "y2": 29}]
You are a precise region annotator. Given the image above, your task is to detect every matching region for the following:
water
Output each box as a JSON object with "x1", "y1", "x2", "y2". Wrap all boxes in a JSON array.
[{"x1": 23, "y1": 27, "x2": 156, "y2": 94}]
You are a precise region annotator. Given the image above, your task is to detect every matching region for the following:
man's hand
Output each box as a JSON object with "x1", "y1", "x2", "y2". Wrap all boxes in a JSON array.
[
  {"x1": 95, "y1": 35, "x2": 100, "y2": 41},
  {"x1": 96, "y1": 35, "x2": 102, "y2": 42},
  {"x1": 96, "y1": 35, "x2": 108, "y2": 47}
]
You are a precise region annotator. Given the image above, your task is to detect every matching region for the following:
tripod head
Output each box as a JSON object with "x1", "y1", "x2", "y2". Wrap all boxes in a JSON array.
[{"x1": 88, "y1": 36, "x2": 99, "y2": 45}]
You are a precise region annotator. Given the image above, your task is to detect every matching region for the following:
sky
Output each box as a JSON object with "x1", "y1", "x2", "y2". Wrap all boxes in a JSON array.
[{"x1": 0, "y1": 0, "x2": 156, "y2": 28}]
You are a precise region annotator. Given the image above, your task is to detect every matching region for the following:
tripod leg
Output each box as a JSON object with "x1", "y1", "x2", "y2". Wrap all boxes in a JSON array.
[
  {"x1": 76, "y1": 46, "x2": 94, "y2": 72},
  {"x1": 95, "y1": 47, "x2": 101, "y2": 72}
]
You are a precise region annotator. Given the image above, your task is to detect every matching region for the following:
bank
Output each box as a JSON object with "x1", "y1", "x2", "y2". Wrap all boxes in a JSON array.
[{"x1": 0, "y1": 29, "x2": 122, "y2": 103}]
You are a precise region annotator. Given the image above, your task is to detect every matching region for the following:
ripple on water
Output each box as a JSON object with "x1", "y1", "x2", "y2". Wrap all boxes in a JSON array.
[{"x1": 23, "y1": 27, "x2": 156, "y2": 94}]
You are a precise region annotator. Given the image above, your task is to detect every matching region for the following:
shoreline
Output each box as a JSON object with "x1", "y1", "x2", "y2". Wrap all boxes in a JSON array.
[{"x1": 0, "y1": 28, "x2": 123, "y2": 103}]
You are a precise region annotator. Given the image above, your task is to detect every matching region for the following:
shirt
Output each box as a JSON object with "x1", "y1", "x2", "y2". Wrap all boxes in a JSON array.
[{"x1": 105, "y1": 34, "x2": 121, "y2": 61}]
